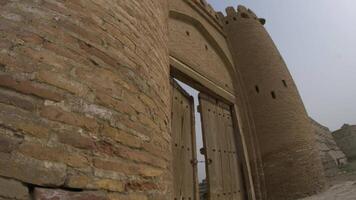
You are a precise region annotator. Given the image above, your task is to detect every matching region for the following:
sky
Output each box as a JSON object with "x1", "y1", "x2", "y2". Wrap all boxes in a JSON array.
[{"x1": 205, "y1": 0, "x2": 356, "y2": 131}]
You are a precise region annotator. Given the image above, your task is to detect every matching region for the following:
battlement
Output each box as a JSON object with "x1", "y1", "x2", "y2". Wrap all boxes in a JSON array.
[
  {"x1": 222, "y1": 5, "x2": 266, "y2": 25},
  {"x1": 190, "y1": 0, "x2": 224, "y2": 26},
  {"x1": 188, "y1": 2, "x2": 266, "y2": 28}
]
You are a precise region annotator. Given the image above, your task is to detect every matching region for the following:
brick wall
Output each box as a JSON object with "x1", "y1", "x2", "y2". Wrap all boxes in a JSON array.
[
  {"x1": 0, "y1": 0, "x2": 170, "y2": 199},
  {"x1": 224, "y1": 6, "x2": 325, "y2": 200}
]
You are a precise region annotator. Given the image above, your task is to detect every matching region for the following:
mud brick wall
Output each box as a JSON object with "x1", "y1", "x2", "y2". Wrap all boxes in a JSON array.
[
  {"x1": 224, "y1": 6, "x2": 325, "y2": 200},
  {"x1": 0, "y1": 0, "x2": 170, "y2": 199}
]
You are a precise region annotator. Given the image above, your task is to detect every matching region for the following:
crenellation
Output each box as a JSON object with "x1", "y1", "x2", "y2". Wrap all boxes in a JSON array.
[
  {"x1": 223, "y1": 5, "x2": 266, "y2": 26},
  {"x1": 189, "y1": 0, "x2": 224, "y2": 27}
]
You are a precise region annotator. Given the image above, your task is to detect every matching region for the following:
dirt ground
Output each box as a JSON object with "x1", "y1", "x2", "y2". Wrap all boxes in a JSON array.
[
  {"x1": 300, "y1": 161, "x2": 356, "y2": 200},
  {"x1": 300, "y1": 181, "x2": 356, "y2": 200}
]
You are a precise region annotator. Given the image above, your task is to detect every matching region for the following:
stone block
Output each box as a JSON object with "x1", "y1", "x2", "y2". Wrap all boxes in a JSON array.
[{"x1": 0, "y1": 177, "x2": 29, "y2": 200}]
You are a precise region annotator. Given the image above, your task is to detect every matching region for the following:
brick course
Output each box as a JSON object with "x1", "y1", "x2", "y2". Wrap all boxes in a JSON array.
[{"x1": 0, "y1": 0, "x2": 169, "y2": 199}]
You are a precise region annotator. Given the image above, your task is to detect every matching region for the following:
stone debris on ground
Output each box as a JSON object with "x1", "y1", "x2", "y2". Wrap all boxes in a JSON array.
[{"x1": 300, "y1": 181, "x2": 356, "y2": 200}]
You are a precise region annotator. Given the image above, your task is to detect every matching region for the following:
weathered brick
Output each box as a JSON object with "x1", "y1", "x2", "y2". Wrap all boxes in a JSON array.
[
  {"x1": 108, "y1": 193, "x2": 148, "y2": 200},
  {"x1": 0, "y1": 153, "x2": 67, "y2": 186},
  {"x1": 0, "y1": 177, "x2": 29, "y2": 200},
  {"x1": 37, "y1": 70, "x2": 88, "y2": 96},
  {"x1": 0, "y1": 0, "x2": 170, "y2": 198},
  {"x1": 0, "y1": 75, "x2": 63, "y2": 101},
  {"x1": 95, "y1": 90, "x2": 135, "y2": 115},
  {"x1": 33, "y1": 188, "x2": 108, "y2": 200},
  {"x1": 0, "y1": 88, "x2": 40, "y2": 111},
  {"x1": 125, "y1": 181, "x2": 158, "y2": 192},
  {"x1": 101, "y1": 125, "x2": 142, "y2": 148},
  {"x1": 56, "y1": 131, "x2": 95, "y2": 150},
  {"x1": 75, "y1": 67, "x2": 125, "y2": 100},
  {"x1": 0, "y1": 49, "x2": 37, "y2": 73},
  {"x1": 114, "y1": 145, "x2": 166, "y2": 169},
  {"x1": 0, "y1": 63, "x2": 5, "y2": 71},
  {"x1": 0, "y1": 133, "x2": 22, "y2": 153},
  {"x1": 0, "y1": 103, "x2": 51, "y2": 139},
  {"x1": 66, "y1": 175, "x2": 124, "y2": 192},
  {"x1": 18, "y1": 142, "x2": 89, "y2": 168},
  {"x1": 40, "y1": 106, "x2": 99, "y2": 131},
  {"x1": 93, "y1": 158, "x2": 163, "y2": 178},
  {"x1": 93, "y1": 158, "x2": 136, "y2": 176}
]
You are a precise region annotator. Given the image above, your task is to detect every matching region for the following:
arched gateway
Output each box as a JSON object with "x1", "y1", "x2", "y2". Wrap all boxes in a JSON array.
[{"x1": 0, "y1": 0, "x2": 324, "y2": 200}]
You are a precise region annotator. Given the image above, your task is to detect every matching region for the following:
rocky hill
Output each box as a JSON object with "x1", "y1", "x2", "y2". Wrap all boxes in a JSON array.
[
  {"x1": 310, "y1": 119, "x2": 348, "y2": 179},
  {"x1": 333, "y1": 124, "x2": 356, "y2": 161}
]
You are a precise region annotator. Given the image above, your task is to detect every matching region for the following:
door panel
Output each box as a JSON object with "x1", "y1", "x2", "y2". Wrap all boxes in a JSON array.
[
  {"x1": 199, "y1": 93, "x2": 245, "y2": 200},
  {"x1": 199, "y1": 94, "x2": 223, "y2": 199},
  {"x1": 171, "y1": 80, "x2": 198, "y2": 200}
]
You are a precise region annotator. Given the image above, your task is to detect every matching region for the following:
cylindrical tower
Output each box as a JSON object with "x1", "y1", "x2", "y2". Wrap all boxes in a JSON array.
[
  {"x1": 0, "y1": 1, "x2": 170, "y2": 199},
  {"x1": 223, "y1": 6, "x2": 325, "y2": 200}
]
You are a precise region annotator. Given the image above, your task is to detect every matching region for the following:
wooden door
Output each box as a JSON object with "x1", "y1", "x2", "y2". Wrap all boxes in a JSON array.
[
  {"x1": 199, "y1": 93, "x2": 245, "y2": 200},
  {"x1": 171, "y1": 80, "x2": 198, "y2": 200}
]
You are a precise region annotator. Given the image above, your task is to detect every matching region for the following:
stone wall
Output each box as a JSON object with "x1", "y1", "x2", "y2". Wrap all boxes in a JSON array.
[{"x1": 0, "y1": 0, "x2": 170, "y2": 199}]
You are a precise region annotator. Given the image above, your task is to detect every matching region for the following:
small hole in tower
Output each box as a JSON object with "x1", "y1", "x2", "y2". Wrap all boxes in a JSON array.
[
  {"x1": 225, "y1": 20, "x2": 229, "y2": 25},
  {"x1": 271, "y1": 91, "x2": 276, "y2": 99},
  {"x1": 241, "y1": 13, "x2": 249, "y2": 19},
  {"x1": 205, "y1": 44, "x2": 208, "y2": 50},
  {"x1": 233, "y1": 17, "x2": 237, "y2": 21},
  {"x1": 282, "y1": 80, "x2": 288, "y2": 88},
  {"x1": 186, "y1": 31, "x2": 190, "y2": 36},
  {"x1": 255, "y1": 85, "x2": 260, "y2": 93}
]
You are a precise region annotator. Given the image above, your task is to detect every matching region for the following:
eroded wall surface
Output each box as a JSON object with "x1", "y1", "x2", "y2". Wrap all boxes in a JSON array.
[{"x1": 0, "y1": 0, "x2": 170, "y2": 199}]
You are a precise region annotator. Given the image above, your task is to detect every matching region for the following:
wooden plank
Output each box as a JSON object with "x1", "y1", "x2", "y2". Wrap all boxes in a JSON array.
[
  {"x1": 171, "y1": 79, "x2": 198, "y2": 200},
  {"x1": 199, "y1": 93, "x2": 223, "y2": 200},
  {"x1": 225, "y1": 107, "x2": 244, "y2": 200},
  {"x1": 171, "y1": 81, "x2": 183, "y2": 198},
  {"x1": 219, "y1": 103, "x2": 233, "y2": 200},
  {"x1": 216, "y1": 103, "x2": 228, "y2": 200},
  {"x1": 190, "y1": 96, "x2": 200, "y2": 200}
]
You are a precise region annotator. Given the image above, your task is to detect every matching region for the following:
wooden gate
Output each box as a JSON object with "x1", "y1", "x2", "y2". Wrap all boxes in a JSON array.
[
  {"x1": 171, "y1": 80, "x2": 198, "y2": 200},
  {"x1": 199, "y1": 93, "x2": 245, "y2": 200}
]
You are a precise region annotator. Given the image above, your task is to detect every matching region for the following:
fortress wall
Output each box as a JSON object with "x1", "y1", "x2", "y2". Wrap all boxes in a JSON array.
[
  {"x1": 169, "y1": 1, "x2": 266, "y2": 199},
  {"x1": 0, "y1": 1, "x2": 171, "y2": 199},
  {"x1": 224, "y1": 6, "x2": 325, "y2": 200},
  {"x1": 169, "y1": 17, "x2": 234, "y2": 93},
  {"x1": 169, "y1": 0, "x2": 235, "y2": 93}
]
